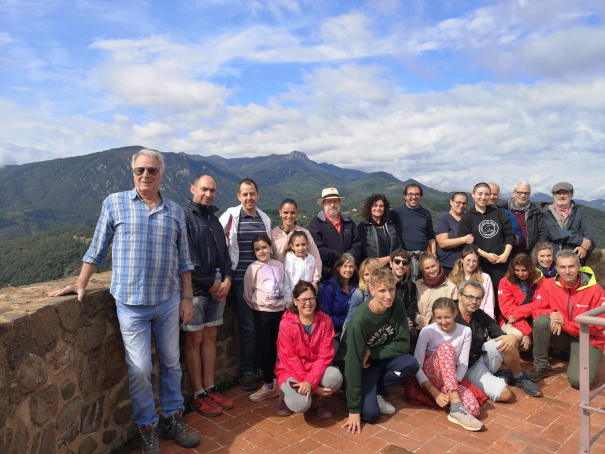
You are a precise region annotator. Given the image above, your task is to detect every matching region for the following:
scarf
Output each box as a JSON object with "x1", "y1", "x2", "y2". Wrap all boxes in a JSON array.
[
  {"x1": 369, "y1": 217, "x2": 385, "y2": 227},
  {"x1": 538, "y1": 263, "x2": 557, "y2": 278},
  {"x1": 555, "y1": 205, "x2": 571, "y2": 217},
  {"x1": 509, "y1": 199, "x2": 531, "y2": 213},
  {"x1": 422, "y1": 267, "x2": 447, "y2": 288},
  {"x1": 518, "y1": 280, "x2": 530, "y2": 296}
]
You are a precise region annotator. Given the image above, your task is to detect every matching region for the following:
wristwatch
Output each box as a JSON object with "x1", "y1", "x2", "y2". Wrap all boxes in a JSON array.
[{"x1": 181, "y1": 294, "x2": 194, "y2": 300}]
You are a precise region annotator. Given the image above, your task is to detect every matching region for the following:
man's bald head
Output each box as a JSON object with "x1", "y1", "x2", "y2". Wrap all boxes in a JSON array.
[
  {"x1": 191, "y1": 175, "x2": 218, "y2": 206},
  {"x1": 487, "y1": 182, "x2": 500, "y2": 207}
]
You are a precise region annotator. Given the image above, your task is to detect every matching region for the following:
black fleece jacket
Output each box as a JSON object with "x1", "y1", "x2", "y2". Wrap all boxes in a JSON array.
[
  {"x1": 455, "y1": 308, "x2": 505, "y2": 367},
  {"x1": 183, "y1": 200, "x2": 233, "y2": 296},
  {"x1": 458, "y1": 205, "x2": 515, "y2": 256}
]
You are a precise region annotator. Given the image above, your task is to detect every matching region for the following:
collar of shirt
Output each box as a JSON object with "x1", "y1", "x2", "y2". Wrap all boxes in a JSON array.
[
  {"x1": 325, "y1": 212, "x2": 341, "y2": 233},
  {"x1": 130, "y1": 188, "x2": 165, "y2": 212},
  {"x1": 555, "y1": 205, "x2": 571, "y2": 216},
  {"x1": 240, "y1": 207, "x2": 260, "y2": 219}
]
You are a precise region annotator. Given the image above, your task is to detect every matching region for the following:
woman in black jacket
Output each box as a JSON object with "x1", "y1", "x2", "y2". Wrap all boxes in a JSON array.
[
  {"x1": 458, "y1": 183, "x2": 515, "y2": 311},
  {"x1": 358, "y1": 194, "x2": 400, "y2": 266}
]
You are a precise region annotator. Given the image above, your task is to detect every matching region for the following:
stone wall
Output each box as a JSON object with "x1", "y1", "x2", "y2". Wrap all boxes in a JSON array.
[{"x1": 0, "y1": 273, "x2": 241, "y2": 454}]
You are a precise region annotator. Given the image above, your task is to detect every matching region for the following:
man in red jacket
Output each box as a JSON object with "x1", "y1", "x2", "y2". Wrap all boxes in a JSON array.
[{"x1": 528, "y1": 249, "x2": 605, "y2": 387}]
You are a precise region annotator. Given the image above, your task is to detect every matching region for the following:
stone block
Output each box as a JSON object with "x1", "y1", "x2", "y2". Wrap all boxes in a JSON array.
[
  {"x1": 113, "y1": 380, "x2": 129, "y2": 405},
  {"x1": 51, "y1": 346, "x2": 75, "y2": 374},
  {"x1": 30, "y1": 431, "x2": 39, "y2": 454},
  {"x1": 102, "y1": 430, "x2": 116, "y2": 445},
  {"x1": 29, "y1": 385, "x2": 58, "y2": 425},
  {"x1": 55, "y1": 299, "x2": 80, "y2": 332},
  {"x1": 103, "y1": 335, "x2": 126, "y2": 388},
  {"x1": 29, "y1": 306, "x2": 59, "y2": 350},
  {"x1": 0, "y1": 346, "x2": 8, "y2": 390},
  {"x1": 61, "y1": 380, "x2": 76, "y2": 401},
  {"x1": 38, "y1": 424, "x2": 55, "y2": 454},
  {"x1": 0, "y1": 391, "x2": 8, "y2": 428},
  {"x1": 76, "y1": 323, "x2": 105, "y2": 353},
  {"x1": 57, "y1": 424, "x2": 78, "y2": 449},
  {"x1": 15, "y1": 353, "x2": 48, "y2": 394},
  {"x1": 63, "y1": 331, "x2": 76, "y2": 343},
  {"x1": 78, "y1": 351, "x2": 100, "y2": 392},
  {"x1": 80, "y1": 396, "x2": 104, "y2": 435},
  {"x1": 56, "y1": 397, "x2": 87, "y2": 432},
  {"x1": 0, "y1": 427, "x2": 12, "y2": 453},
  {"x1": 112, "y1": 401, "x2": 133, "y2": 426},
  {"x1": 4, "y1": 332, "x2": 32, "y2": 370},
  {"x1": 78, "y1": 436, "x2": 97, "y2": 454},
  {"x1": 11, "y1": 419, "x2": 28, "y2": 454}
]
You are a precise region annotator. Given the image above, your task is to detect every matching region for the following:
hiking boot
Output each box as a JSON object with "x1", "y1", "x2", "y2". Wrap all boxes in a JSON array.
[
  {"x1": 512, "y1": 371, "x2": 543, "y2": 397},
  {"x1": 162, "y1": 411, "x2": 200, "y2": 448},
  {"x1": 277, "y1": 391, "x2": 292, "y2": 416},
  {"x1": 526, "y1": 366, "x2": 549, "y2": 383},
  {"x1": 312, "y1": 396, "x2": 332, "y2": 419},
  {"x1": 376, "y1": 394, "x2": 395, "y2": 415},
  {"x1": 139, "y1": 424, "x2": 161, "y2": 454},
  {"x1": 239, "y1": 372, "x2": 257, "y2": 391},
  {"x1": 447, "y1": 407, "x2": 484, "y2": 432},
  {"x1": 190, "y1": 392, "x2": 223, "y2": 417},
  {"x1": 208, "y1": 387, "x2": 234, "y2": 410},
  {"x1": 494, "y1": 368, "x2": 514, "y2": 384},
  {"x1": 249, "y1": 380, "x2": 279, "y2": 402},
  {"x1": 253, "y1": 369, "x2": 264, "y2": 383}
]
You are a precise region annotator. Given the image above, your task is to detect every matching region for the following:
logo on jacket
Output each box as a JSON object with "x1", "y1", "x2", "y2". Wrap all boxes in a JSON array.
[
  {"x1": 367, "y1": 325, "x2": 395, "y2": 348},
  {"x1": 478, "y1": 220, "x2": 499, "y2": 239},
  {"x1": 577, "y1": 304, "x2": 588, "y2": 308},
  {"x1": 536, "y1": 295, "x2": 542, "y2": 299}
]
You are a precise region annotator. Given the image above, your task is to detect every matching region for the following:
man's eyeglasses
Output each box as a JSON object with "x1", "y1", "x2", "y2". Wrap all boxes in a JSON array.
[
  {"x1": 514, "y1": 191, "x2": 530, "y2": 196},
  {"x1": 392, "y1": 259, "x2": 410, "y2": 266},
  {"x1": 461, "y1": 294, "x2": 482, "y2": 303},
  {"x1": 296, "y1": 297, "x2": 316, "y2": 305},
  {"x1": 133, "y1": 166, "x2": 161, "y2": 176},
  {"x1": 406, "y1": 193, "x2": 421, "y2": 198},
  {"x1": 453, "y1": 201, "x2": 468, "y2": 206}
]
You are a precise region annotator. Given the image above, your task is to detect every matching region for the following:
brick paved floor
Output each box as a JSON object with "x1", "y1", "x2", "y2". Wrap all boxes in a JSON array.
[{"x1": 136, "y1": 355, "x2": 605, "y2": 453}]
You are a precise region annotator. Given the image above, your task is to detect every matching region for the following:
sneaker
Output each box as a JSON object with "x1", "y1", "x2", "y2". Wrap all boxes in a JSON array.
[
  {"x1": 447, "y1": 408, "x2": 485, "y2": 432},
  {"x1": 208, "y1": 387, "x2": 234, "y2": 410},
  {"x1": 277, "y1": 391, "x2": 292, "y2": 416},
  {"x1": 253, "y1": 369, "x2": 264, "y2": 383},
  {"x1": 512, "y1": 371, "x2": 543, "y2": 397},
  {"x1": 239, "y1": 372, "x2": 257, "y2": 391},
  {"x1": 249, "y1": 380, "x2": 279, "y2": 402},
  {"x1": 190, "y1": 392, "x2": 223, "y2": 417},
  {"x1": 526, "y1": 366, "x2": 549, "y2": 383},
  {"x1": 312, "y1": 396, "x2": 332, "y2": 419},
  {"x1": 494, "y1": 369, "x2": 514, "y2": 384},
  {"x1": 139, "y1": 424, "x2": 161, "y2": 454},
  {"x1": 376, "y1": 395, "x2": 395, "y2": 415},
  {"x1": 162, "y1": 411, "x2": 200, "y2": 448}
]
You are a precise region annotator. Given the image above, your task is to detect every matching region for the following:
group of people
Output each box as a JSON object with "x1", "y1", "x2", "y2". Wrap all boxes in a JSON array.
[{"x1": 49, "y1": 150, "x2": 605, "y2": 453}]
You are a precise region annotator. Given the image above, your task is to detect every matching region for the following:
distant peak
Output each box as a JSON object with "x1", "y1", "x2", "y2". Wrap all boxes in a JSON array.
[{"x1": 286, "y1": 151, "x2": 309, "y2": 160}]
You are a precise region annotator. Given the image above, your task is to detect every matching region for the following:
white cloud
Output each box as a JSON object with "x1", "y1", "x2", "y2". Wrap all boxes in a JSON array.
[{"x1": 0, "y1": 32, "x2": 12, "y2": 45}]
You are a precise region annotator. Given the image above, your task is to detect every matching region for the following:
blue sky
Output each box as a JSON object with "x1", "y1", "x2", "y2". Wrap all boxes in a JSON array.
[{"x1": 1, "y1": 0, "x2": 605, "y2": 198}]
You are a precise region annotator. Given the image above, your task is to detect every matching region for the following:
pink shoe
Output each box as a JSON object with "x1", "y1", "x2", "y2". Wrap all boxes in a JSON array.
[
  {"x1": 313, "y1": 396, "x2": 332, "y2": 419},
  {"x1": 277, "y1": 391, "x2": 292, "y2": 416}
]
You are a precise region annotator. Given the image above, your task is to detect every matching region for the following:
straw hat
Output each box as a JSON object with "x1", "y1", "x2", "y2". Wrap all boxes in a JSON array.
[{"x1": 317, "y1": 187, "x2": 345, "y2": 206}]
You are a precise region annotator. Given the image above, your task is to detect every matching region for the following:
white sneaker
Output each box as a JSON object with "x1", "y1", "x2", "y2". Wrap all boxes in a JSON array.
[
  {"x1": 376, "y1": 395, "x2": 395, "y2": 415},
  {"x1": 249, "y1": 380, "x2": 279, "y2": 402}
]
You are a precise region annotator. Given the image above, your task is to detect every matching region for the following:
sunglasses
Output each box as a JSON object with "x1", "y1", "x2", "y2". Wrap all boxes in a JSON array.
[
  {"x1": 392, "y1": 259, "x2": 410, "y2": 266},
  {"x1": 133, "y1": 166, "x2": 161, "y2": 176}
]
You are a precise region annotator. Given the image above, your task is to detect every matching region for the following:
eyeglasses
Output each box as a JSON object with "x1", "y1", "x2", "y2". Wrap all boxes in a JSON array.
[
  {"x1": 133, "y1": 167, "x2": 161, "y2": 176},
  {"x1": 406, "y1": 193, "x2": 421, "y2": 198},
  {"x1": 514, "y1": 191, "x2": 530, "y2": 196},
  {"x1": 461, "y1": 294, "x2": 482, "y2": 303},
  {"x1": 392, "y1": 259, "x2": 410, "y2": 266},
  {"x1": 453, "y1": 201, "x2": 468, "y2": 206},
  {"x1": 296, "y1": 297, "x2": 316, "y2": 305}
]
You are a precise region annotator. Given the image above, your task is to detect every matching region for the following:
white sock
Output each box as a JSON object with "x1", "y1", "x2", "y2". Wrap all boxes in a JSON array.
[{"x1": 194, "y1": 389, "x2": 205, "y2": 398}]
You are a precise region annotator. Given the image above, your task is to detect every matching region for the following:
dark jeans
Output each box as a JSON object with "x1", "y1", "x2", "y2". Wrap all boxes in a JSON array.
[
  {"x1": 480, "y1": 259, "x2": 509, "y2": 316},
  {"x1": 234, "y1": 282, "x2": 260, "y2": 374},
  {"x1": 253, "y1": 309, "x2": 283, "y2": 383},
  {"x1": 360, "y1": 354, "x2": 419, "y2": 423}
]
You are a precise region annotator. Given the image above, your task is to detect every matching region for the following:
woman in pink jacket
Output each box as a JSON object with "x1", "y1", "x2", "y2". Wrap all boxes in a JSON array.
[{"x1": 275, "y1": 281, "x2": 343, "y2": 419}]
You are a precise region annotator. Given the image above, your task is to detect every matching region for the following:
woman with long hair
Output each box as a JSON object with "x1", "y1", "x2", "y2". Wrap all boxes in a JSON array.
[
  {"x1": 358, "y1": 194, "x2": 400, "y2": 266},
  {"x1": 449, "y1": 247, "x2": 495, "y2": 319},
  {"x1": 343, "y1": 258, "x2": 381, "y2": 333},
  {"x1": 415, "y1": 253, "x2": 458, "y2": 328},
  {"x1": 532, "y1": 242, "x2": 556, "y2": 279}
]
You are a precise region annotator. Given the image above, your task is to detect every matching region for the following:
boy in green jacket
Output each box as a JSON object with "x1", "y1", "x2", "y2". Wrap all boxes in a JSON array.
[{"x1": 335, "y1": 268, "x2": 419, "y2": 433}]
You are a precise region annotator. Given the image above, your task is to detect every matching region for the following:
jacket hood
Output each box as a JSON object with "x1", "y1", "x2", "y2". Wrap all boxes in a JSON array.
[
  {"x1": 467, "y1": 205, "x2": 498, "y2": 216},
  {"x1": 185, "y1": 199, "x2": 219, "y2": 216},
  {"x1": 317, "y1": 210, "x2": 352, "y2": 223},
  {"x1": 554, "y1": 266, "x2": 597, "y2": 291},
  {"x1": 281, "y1": 308, "x2": 323, "y2": 325}
]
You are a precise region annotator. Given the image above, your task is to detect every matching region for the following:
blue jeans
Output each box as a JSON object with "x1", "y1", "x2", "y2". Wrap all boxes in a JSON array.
[
  {"x1": 234, "y1": 282, "x2": 259, "y2": 374},
  {"x1": 116, "y1": 293, "x2": 184, "y2": 427}
]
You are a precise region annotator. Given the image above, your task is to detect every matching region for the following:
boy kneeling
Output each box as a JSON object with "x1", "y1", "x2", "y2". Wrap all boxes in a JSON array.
[{"x1": 335, "y1": 268, "x2": 419, "y2": 433}]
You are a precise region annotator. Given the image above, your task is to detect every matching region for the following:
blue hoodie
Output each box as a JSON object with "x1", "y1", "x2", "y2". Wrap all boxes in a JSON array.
[{"x1": 319, "y1": 275, "x2": 358, "y2": 334}]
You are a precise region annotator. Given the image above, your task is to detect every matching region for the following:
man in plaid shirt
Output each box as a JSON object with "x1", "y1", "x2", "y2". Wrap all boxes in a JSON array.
[{"x1": 50, "y1": 149, "x2": 200, "y2": 454}]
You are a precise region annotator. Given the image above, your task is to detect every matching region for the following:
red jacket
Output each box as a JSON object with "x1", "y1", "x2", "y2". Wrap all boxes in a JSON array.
[
  {"x1": 275, "y1": 310, "x2": 335, "y2": 392},
  {"x1": 498, "y1": 274, "x2": 543, "y2": 336},
  {"x1": 533, "y1": 267, "x2": 605, "y2": 351}
]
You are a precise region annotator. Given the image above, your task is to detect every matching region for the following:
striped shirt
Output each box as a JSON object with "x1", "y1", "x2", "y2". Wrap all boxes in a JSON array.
[
  {"x1": 83, "y1": 188, "x2": 194, "y2": 306},
  {"x1": 234, "y1": 209, "x2": 268, "y2": 282}
]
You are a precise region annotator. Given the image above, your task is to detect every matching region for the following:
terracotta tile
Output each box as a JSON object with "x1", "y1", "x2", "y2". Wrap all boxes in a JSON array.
[
  {"x1": 277, "y1": 422, "x2": 320, "y2": 445},
  {"x1": 509, "y1": 397, "x2": 544, "y2": 414},
  {"x1": 309, "y1": 447, "x2": 344, "y2": 454},
  {"x1": 539, "y1": 422, "x2": 576, "y2": 444},
  {"x1": 195, "y1": 410, "x2": 234, "y2": 425},
  {"x1": 252, "y1": 404, "x2": 284, "y2": 421},
  {"x1": 276, "y1": 437, "x2": 322, "y2": 454},
  {"x1": 539, "y1": 396, "x2": 573, "y2": 410},
  {"x1": 490, "y1": 415, "x2": 543, "y2": 435},
  {"x1": 190, "y1": 434, "x2": 221, "y2": 453},
  {"x1": 210, "y1": 438, "x2": 256, "y2": 454},
  {"x1": 352, "y1": 436, "x2": 390, "y2": 453},
  {"x1": 375, "y1": 429, "x2": 424, "y2": 451},
  {"x1": 213, "y1": 424, "x2": 259, "y2": 446},
  {"x1": 505, "y1": 429, "x2": 561, "y2": 452},
  {"x1": 343, "y1": 422, "x2": 385, "y2": 442},
  {"x1": 486, "y1": 436, "x2": 526, "y2": 454},
  {"x1": 483, "y1": 404, "x2": 527, "y2": 421},
  {"x1": 252, "y1": 417, "x2": 290, "y2": 437},
  {"x1": 242, "y1": 448, "x2": 271, "y2": 454},
  {"x1": 376, "y1": 417, "x2": 417, "y2": 435},
  {"x1": 449, "y1": 444, "x2": 482, "y2": 453},
  {"x1": 414, "y1": 435, "x2": 457, "y2": 453},
  {"x1": 219, "y1": 411, "x2": 264, "y2": 431},
  {"x1": 406, "y1": 423, "x2": 446, "y2": 443},
  {"x1": 472, "y1": 422, "x2": 512, "y2": 443},
  {"x1": 280, "y1": 413, "x2": 315, "y2": 430},
  {"x1": 228, "y1": 400, "x2": 265, "y2": 417},
  {"x1": 540, "y1": 380, "x2": 570, "y2": 397},
  {"x1": 223, "y1": 386, "x2": 248, "y2": 399},
  {"x1": 310, "y1": 429, "x2": 359, "y2": 452},
  {"x1": 156, "y1": 441, "x2": 185, "y2": 454},
  {"x1": 391, "y1": 411, "x2": 412, "y2": 422},
  {"x1": 557, "y1": 436, "x2": 580, "y2": 454},
  {"x1": 440, "y1": 429, "x2": 493, "y2": 451},
  {"x1": 244, "y1": 430, "x2": 289, "y2": 452},
  {"x1": 308, "y1": 417, "x2": 339, "y2": 429},
  {"x1": 523, "y1": 407, "x2": 561, "y2": 427},
  {"x1": 187, "y1": 418, "x2": 229, "y2": 438},
  {"x1": 381, "y1": 445, "x2": 416, "y2": 454},
  {"x1": 557, "y1": 388, "x2": 580, "y2": 404},
  {"x1": 401, "y1": 409, "x2": 439, "y2": 427},
  {"x1": 520, "y1": 444, "x2": 555, "y2": 454}
]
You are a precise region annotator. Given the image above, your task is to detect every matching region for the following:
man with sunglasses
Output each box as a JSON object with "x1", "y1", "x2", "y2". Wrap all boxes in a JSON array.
[
  {"x1": 389, "y1": 249, "x2": 419, "y2": 344},
  {"x1": 506, "y1": 182, "x2": 549, "y2": 255},
  {"x1": 391, "y1": 183, "x2": 436, "y2": 281},
  {"x1": 49, "y1": 149, "x2": 200, "y2": 454},
  {"x1": 455, "y1": 280, "x2": 542, "y2": 401}
]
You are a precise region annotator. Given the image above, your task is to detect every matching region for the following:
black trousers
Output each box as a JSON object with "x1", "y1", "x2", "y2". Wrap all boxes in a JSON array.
[
  {"x1": 253, "y1": 310, "x2": 284, "y2": 383},
  {"x1": 480, "y1": 259, "x2": 509, "y2": 317}
]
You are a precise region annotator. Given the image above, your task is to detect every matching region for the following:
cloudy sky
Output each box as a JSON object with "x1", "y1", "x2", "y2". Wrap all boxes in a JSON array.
[{"x1": 1, "y1": 0, "x2": 604, "y2": 198}]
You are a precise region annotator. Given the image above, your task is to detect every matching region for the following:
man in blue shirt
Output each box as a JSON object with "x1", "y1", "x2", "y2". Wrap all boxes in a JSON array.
[
  {"x1": 49, "y1": 150, "x2": 199, "y2": 454},
  {"x1": 391, "y1": 183, "x2": 436, "y2": 281}
]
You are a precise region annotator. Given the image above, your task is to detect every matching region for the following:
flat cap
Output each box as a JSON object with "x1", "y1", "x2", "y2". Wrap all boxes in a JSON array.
[{"x1": 552, "y1": 182, "x2": 573, "y2": 193}]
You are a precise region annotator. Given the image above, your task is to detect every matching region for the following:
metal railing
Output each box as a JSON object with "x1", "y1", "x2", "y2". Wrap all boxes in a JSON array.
[{"x1": 576, "y1": 306, "x2": 605, "y2": 453}]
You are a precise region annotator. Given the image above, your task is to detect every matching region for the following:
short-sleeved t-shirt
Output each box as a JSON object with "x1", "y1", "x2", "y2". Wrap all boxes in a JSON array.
[{"x1": 435, "y1": 212, "x2": 463, "y2": 269}]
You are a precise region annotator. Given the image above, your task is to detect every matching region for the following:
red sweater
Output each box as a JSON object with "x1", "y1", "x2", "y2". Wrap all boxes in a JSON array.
[
  {"x1": 498, "y1": 275, "x2": 543, "y2": 336},
  {"x1": 533, "y1": 267, "x2": 605, "y2": 351},
  {"x1": 275, "y1": 310, "x2": 335, "y2": 392}
]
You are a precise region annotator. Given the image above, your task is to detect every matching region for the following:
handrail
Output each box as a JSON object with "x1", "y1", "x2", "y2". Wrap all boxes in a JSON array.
[{"x1": 577, "y1": 305, "x2": 605, "y2": 453}]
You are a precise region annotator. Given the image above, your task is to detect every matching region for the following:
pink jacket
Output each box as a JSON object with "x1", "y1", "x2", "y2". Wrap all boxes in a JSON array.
[{"x1": 275, "y1": 310, "x2": 335, "y2": 392}]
